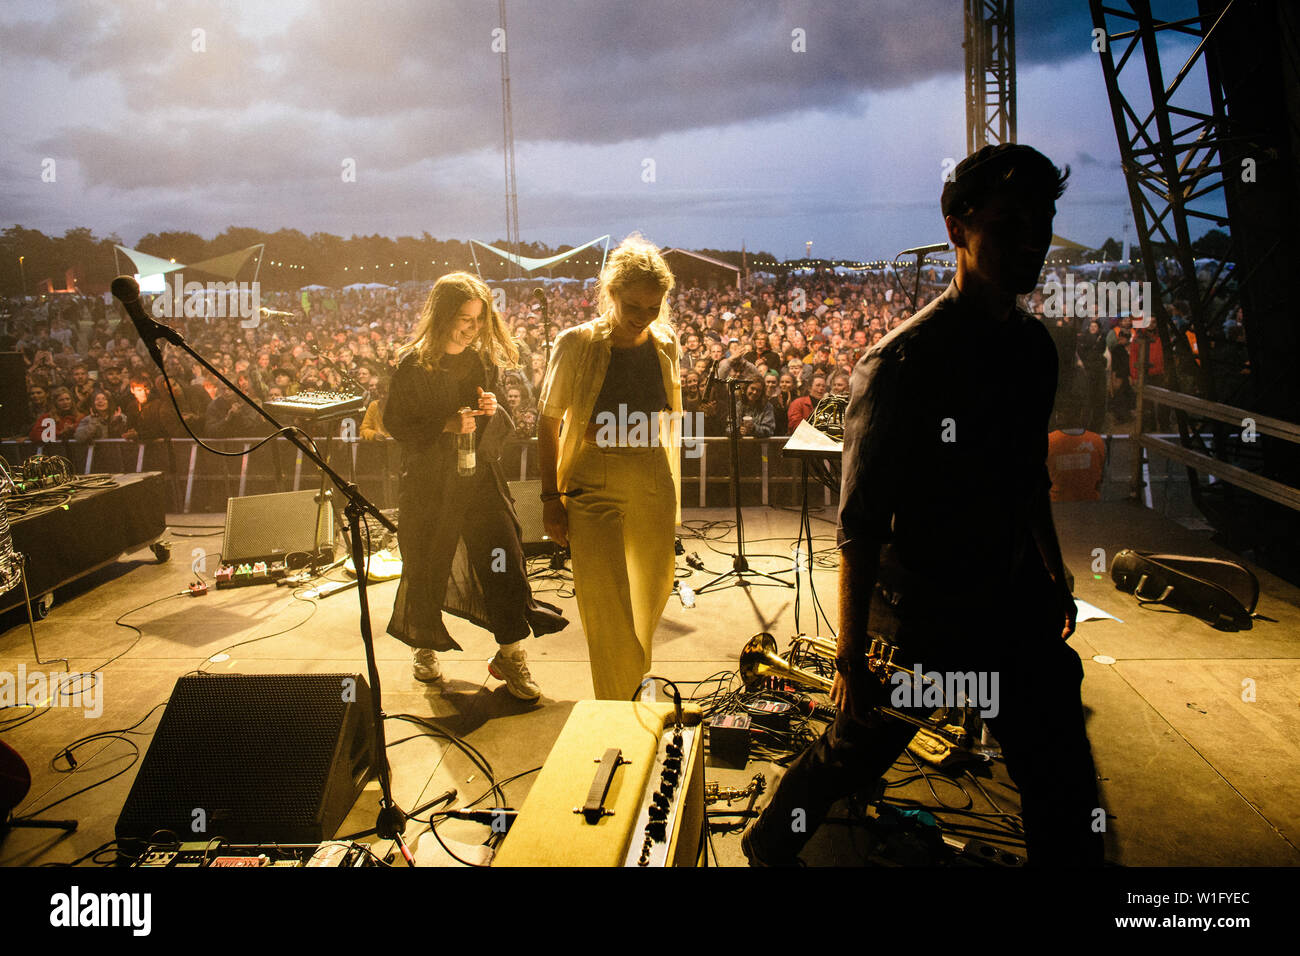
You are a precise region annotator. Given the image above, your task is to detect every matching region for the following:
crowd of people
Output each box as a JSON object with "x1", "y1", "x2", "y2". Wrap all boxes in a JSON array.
[{"x1": 4, "y1": 261, "x2": 1243, "y2": 449}]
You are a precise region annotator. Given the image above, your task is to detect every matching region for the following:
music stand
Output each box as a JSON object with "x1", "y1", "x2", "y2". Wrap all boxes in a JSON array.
[{"x1": 695, "y1": 378, "x2": 794, "y2": 595}]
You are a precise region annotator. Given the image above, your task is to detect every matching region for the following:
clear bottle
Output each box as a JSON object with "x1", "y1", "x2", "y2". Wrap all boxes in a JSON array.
[{"x1": 456, "y1": 407, "x2": 476, "y2": 476}]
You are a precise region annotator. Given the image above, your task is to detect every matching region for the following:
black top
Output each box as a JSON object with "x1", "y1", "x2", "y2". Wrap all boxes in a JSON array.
[
  {"x1": 592, "y1": 337, "x2": 668, "y2": 420},
  {"x1": 838, "y1": 282, "x2": 1057, "y2": 608}
]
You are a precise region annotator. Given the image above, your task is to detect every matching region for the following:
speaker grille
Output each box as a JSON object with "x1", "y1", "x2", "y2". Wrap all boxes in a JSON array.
[
  {"x1": 223, "y1": 489, "x2": 333, "y2": 565},
  {"x1": 116, "y1": 674, "x2": 371, "y2": 848},
  {"x1": 509, "y1": 479, "x2": 556, "y2": 555}
]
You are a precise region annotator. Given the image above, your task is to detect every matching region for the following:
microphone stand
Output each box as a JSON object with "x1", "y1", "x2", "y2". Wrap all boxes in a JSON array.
[
  {"x1": 111, "y1": 279, "x2": 414, "y2": 865},
  {"x1": 696, "y1": 375, "x2": 793, "y2": 595},
  {"x1": 891, "y1": 243, "x2": 948, "y2": 315}
]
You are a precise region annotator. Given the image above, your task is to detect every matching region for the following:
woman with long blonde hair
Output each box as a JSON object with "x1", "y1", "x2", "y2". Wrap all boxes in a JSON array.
[
  {"x1": 537, "y1": 235, "x2": 681, "y2": 700},
  {"x1": 385, "y1": 272, "x2": 567, "y2": 700}
]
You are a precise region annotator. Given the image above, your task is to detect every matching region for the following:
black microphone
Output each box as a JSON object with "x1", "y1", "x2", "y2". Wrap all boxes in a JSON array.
[
  {"x1": 110, "y1": 275, "x2": 183, "y2": 371},
  {"x1": 897, "y1": 242, "x2": 950, "y2": 258}
]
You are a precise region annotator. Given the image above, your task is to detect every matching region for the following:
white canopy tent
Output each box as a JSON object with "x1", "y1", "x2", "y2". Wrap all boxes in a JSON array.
[{"x1": 469, "y1": 235, "x2": 611, "y2": 278}]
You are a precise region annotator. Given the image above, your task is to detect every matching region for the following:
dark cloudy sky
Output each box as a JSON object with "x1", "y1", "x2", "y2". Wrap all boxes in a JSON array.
[{"x1": 1, "y1": 0, "x2": 1210, "y2": 260}]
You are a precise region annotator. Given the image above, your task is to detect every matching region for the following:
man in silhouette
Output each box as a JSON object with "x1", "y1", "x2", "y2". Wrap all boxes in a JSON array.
[{"x1": 744, "y1": 144, "x2": 1104, "y2": 867}]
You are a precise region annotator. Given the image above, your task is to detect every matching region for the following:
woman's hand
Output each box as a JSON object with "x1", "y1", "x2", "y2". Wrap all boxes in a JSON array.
[
  {"x1": 445, "y1": 407, "x2": 479, "y2": 434},
  {"x1": 542, "y1": 497, "x2": 569, "y2": 548},
  {"x1": 476, "y1": 386, "x2": 498, "y2": 417}
]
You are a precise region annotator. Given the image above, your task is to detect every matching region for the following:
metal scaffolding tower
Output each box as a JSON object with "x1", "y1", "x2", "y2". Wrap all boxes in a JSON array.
[
  {"x1": 1091, "y1": 0, "x2": 1300, "y2": 569},
  {"x1": 964, "y1": 0, "x2": 1017, "y2": 152},
  {"x1": 1089, "y1": 0, "x2": 1236, "y2": 402},
  {"x1": 498, "y1": 0, "x2": 521, "y2": 283}
]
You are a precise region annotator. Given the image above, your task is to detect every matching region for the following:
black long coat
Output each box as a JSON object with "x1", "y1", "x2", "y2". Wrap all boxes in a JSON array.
[{"x1": 384, "y1": 348, "x2": 566, "y2": 651}]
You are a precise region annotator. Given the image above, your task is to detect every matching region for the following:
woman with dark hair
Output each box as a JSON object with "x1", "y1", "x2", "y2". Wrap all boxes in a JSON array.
[
  {"x1": 73, "y1": 390, "x2": 117, "y2": 441},
  {"x1": 537, "y1": 235, "x2": 681, "y2": 700},
  {"x1": 385, "y1": 272, "x2": 567, "y2": 700}
]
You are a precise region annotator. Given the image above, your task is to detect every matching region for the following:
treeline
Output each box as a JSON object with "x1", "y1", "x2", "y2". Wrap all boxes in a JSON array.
[
  {"x1": 0, "y1": 221, "x2": 1231, "y2": 298},
  {"x1": 1087, "y1": 229, "x2": 1231, "y2": 264},
  {"x1": 0, "y1": 225, "x2": 779, "y2": 297}
]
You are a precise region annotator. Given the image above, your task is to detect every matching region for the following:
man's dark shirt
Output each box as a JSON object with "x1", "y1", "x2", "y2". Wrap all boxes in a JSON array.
[{"x1": 838, "y1": 282, "x2": 1057, "y2": 612}]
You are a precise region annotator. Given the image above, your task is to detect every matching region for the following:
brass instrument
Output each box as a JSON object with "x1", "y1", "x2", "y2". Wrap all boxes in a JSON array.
[{"x1": 738, "y1": 633, "x2": 972, "y2": 749}]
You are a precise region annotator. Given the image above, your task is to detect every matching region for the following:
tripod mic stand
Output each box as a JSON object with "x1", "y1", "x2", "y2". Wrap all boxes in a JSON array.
[
  {"x1": 110, "y1": 276, "x2": 414, "y2": 865},
  {"x1": 696, "y1": 377, "x2": 793, "y2": 595}
]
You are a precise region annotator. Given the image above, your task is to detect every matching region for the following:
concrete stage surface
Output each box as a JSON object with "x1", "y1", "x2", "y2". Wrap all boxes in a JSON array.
[{"x1": 2, "y1": 501, "x2": 1297, "y2": 868}]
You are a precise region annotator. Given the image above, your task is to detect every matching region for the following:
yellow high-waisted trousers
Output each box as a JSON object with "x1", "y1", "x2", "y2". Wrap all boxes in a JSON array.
[{"x1": 566, "y1": 442, "x2": 676, "y2": 700}]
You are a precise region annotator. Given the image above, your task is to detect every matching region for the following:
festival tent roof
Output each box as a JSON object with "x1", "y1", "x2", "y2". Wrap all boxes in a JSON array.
[
  {"x1": 114, "y1": 245, "x2": 184, "y2": 277},
  {"x1": 1050, "y1": 235, "x2": 1088, "y2": 251},
  {"x1": 469, "y1": 235, "x2": 611, "y2": 273},
  {"x1": 115, "y1": 243, "x2": 264, "y2": 280},
  {"x1": 660, "y1": 248, "x2": 740, "y2": 272},
  {"x1": 188, "y1": 245, "x2": 263, "y2": 279},
  {"x1": 660, "y1": 248, "x2": 741, "y2": 288}
]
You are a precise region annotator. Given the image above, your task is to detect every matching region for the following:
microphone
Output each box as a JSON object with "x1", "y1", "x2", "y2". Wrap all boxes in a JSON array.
[
  {"x1": 896, "y1": 242, "x2": 950, "y2": 258},
  {"x1": 110, "y1": 275, "x2": 183, "y2": 371},
  {"x1": 259, "y1": 307, "x2": 295, "y2": 318}
]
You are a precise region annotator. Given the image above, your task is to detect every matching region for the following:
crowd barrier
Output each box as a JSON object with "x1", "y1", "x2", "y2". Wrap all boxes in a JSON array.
[{"x1": 1, "y1": 435, "x2": 836, "y2": 515}]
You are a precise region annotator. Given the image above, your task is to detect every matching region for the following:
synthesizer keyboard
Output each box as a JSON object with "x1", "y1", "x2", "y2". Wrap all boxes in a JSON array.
[{"x1": 263, "y1": 390, "x2": 366, "y2": 421}]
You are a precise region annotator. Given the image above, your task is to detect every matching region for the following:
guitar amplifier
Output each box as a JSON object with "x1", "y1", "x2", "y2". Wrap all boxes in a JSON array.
[
  {"x1": 115, "y1": 674, "x2": 373, "y2": 854},
  {"x1": 508, "y1": 479, "x2": 558, "y2": 556},
  {"x1": 223, "y1": 489, "x2": 334, "y2": 566},
  {"x1": 495, "y1": 701, "x2": 705, "y2": 867}
]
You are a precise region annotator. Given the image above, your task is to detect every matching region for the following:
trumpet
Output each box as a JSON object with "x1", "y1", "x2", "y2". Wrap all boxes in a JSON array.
[
  {"x1": 737, "y1": 633, "x2": 972, "y2": 749},
  {"x1": 744, "y1": 633, "x2": 913, "y2": 686}
]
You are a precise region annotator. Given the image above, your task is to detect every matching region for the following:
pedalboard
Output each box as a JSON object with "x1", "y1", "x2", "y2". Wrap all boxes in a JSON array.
[{"x1": 134, "y1": 841, "x2": 378, "y2": 868}]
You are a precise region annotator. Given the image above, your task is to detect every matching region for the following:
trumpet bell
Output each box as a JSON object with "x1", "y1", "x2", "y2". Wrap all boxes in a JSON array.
[{"x1": 739, "y1": 632, "x2": 833, "y2": 693}]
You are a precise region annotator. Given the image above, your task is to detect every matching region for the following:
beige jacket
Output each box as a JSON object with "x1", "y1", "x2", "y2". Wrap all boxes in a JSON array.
[{"x1": 538, "y1": 312, "x2": 683, "y2": 522}]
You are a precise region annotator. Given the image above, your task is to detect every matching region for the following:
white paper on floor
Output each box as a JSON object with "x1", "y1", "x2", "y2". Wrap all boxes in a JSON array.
[{"x1": 1075, "y1": 598, "x2": 1123, "y2": 624}]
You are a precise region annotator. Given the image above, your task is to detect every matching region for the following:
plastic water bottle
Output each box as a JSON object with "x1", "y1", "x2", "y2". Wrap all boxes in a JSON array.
[{"x1": 457, "y1": 407, "x2": 476, "y2": 476}]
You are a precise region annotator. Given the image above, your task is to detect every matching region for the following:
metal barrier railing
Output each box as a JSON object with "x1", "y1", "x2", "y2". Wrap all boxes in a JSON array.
[
  {"x1": 1132, "y1": 342, "x2": 1300, "y2": 511},
  {"x1": 1, "y1": 435, "x2": 836, "y2": 515}
]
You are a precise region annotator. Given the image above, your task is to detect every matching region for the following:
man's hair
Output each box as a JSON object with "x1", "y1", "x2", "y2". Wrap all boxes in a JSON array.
[{"x1": 941, "y1": 144, "x2": 1070, "y2": 220}]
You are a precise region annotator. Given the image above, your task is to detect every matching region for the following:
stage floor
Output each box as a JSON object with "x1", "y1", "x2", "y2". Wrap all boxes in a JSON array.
[{"x1": 2, "y1": 501, "x2": 1298, "y2": 867}]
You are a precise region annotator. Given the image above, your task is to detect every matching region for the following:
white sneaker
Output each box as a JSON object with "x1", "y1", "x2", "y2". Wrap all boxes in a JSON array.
[
  {"x1": 488, "y1": 646, "x2": 541, "y2": 701},
  {"x1": 412, "y1": 647, "x2": 442, "y2": 683}
]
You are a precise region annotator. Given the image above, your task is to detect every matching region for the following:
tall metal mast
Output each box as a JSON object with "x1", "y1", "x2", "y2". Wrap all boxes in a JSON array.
[{"x1": 498, "y1": 0, "x2": 521, "y2": 284}]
